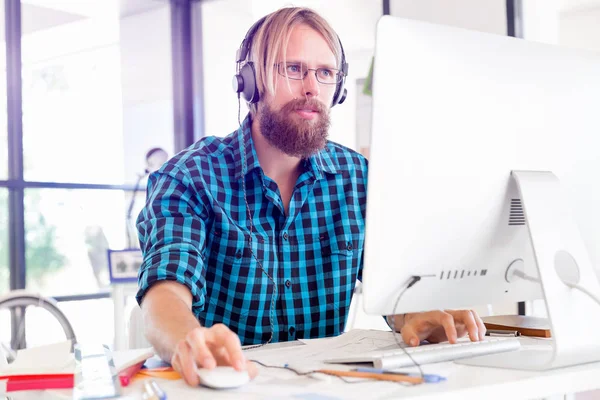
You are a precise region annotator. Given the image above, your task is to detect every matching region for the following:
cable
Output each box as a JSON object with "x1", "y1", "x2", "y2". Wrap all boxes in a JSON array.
[
  {"x1": 513, "y1": 270, "x2": 600, "y2": 308},
  {"x1": 236, "y1": 93, "x2": 277, "y2": 351},
  {"x1": 566, "y1": 283, "x2": 600, "y2": 308},
  {"x1": 249, "y1": 359, "x2": 408, "y2": 385},
  {"x1": 388, "y1": 276, "x2": 424, "y2": 381}
]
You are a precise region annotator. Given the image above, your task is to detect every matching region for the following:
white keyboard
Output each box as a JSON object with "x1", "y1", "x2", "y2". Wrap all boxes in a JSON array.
[{"x1": 325, "y1": 337, "x2": 521, "y2": 369}]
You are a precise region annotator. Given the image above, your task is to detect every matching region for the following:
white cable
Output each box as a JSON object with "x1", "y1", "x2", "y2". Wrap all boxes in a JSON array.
[
  {"x1": 513, "y1": 270, "x2": 600, "y2": 308},
  {"x1": 566, "y1": 283, "x2": 600, "y2": 308}
]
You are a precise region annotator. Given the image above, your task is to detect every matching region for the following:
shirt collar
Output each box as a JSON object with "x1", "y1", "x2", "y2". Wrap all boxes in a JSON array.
[{"x1": 232, "y1": 113, "x2": 341, "y2": 181}]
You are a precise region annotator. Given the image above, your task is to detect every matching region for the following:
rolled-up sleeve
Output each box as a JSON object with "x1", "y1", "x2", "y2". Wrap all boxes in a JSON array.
[{"x1": 135, "y1": 165, "x2": 210, "y2": 313}]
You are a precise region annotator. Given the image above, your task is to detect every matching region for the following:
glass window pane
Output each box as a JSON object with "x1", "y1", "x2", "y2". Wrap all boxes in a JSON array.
[
  {"x1": 21, "y1": 1, "x2": 173, "y2": 185},
  {"x1": 0, "y1": 188, "x2": 7, "y2": 295},
  {"x1": 25, "y1": 298, "x2": 114, "y2": 348},
  {"x1": 1, "y1": 0, "x2": 7, "y2": 180},
  {"x1": 24, "y1": 188, "x2": 138, "y2": 296}
]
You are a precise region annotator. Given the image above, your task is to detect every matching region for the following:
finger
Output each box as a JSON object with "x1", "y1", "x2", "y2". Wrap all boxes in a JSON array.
[
  {"x1": 174, "y1": 341, "x2": 201, "y2": 386},
  {"x1": 186, "y1": 328, "x2": 216, "y2": 369},
  {"x1": 400, "y1": 323, "x2": 421, "y2": 347},
  {"x1": 471, "y1": 309, "x2": 487, "y2": 340},
  {"x1": 213, "y1": 346, "x2": 232, "y2": 366},
  {"x1": 247, "y1": 360, "x2": 259, "y2": 379},
  {"x1": 436, "y1": 311, "x2": 458, "y2": 344},
  {"x1": 454, "y1": 310, "x2": 479, "y2": 342},
  {"x1": 205, "y1": 324, "x2": 246, "y2": 371}
]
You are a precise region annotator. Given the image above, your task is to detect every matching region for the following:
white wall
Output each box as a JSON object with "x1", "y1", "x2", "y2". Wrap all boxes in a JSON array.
[
  {"x1": 521, "y1": 0, "x2": 561, "y2": 44},
  {"x1": 390, "y1": 0, "x2": 507, "y2": 34},
  {"x1": 560, "y1": 7, "x2": 600, "y2": 51}
]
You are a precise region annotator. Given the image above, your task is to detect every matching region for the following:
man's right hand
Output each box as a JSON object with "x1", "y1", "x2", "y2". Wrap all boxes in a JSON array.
[{"x1": 170, "y1": 324, "x2": 259, "y2": 386}]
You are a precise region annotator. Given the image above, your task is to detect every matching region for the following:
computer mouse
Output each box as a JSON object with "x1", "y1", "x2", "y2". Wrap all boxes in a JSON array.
[{"x1": 196, "y1": 366, "x2": 251, "y2": 389}]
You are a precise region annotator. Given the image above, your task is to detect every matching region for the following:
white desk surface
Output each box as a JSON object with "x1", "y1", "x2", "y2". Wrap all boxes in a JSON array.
[
  {"x1": 116, "y1": 358, "x2": 600, "y2": 400},
  {"x1": 19, "y1": 333, "x2": 600, "y2": 400}
]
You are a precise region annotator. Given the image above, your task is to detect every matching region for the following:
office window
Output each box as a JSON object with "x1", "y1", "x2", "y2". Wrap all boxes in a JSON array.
[
  {"x1": 21, "y1": 2, "x2": 174, "y2": 186},
  {"x1": 1, "y1": 0, "x2": 6, "y2": 180},
  {"x1": 22, "y1": 45, "x2": 125, "y2": 184},
  {"x1": 0, "y1": 188, "x2": 7, "y2": 295},
  {"x1": 24, "y1": 298, "x2": 114, "y2": 348},
  {"x1": 24, "y1": 188, "x2": 134, "y2": 296}
]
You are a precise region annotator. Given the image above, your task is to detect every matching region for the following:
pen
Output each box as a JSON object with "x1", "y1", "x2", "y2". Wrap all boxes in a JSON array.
[
  {"x1": 316, "y1": 369, "x2": 423, "y2": 384},
  {"x1": 485, "y1": 329, "x2": 521, "y2": 337},
  {"x1": 142, "y1": 379, "x2": 167, "y2": 400},
  {"x1": 354, "y1": 367, "x2": 446, "y2": 383}
]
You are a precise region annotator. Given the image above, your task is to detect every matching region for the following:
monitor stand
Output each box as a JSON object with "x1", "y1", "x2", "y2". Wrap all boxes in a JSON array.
[{"x1": 459, "y1": 170, "x2": 600, "y2": 370}]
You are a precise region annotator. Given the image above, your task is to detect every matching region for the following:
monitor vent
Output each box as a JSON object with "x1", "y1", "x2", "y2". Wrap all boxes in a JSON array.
[{"x1": 509, "y1": 199, "x2": 526, "y2": 226}]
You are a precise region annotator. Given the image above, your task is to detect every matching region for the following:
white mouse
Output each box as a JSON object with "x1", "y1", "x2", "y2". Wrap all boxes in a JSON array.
[{"x1": 196, "y1": 366, "x2": 250, "y2": 389}]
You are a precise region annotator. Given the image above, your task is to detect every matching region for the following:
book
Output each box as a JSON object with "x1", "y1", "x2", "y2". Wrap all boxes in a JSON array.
[
  {"x1": 482, "y1": 315, "x2": 552, "y2": 338},
  {"x1": 0, "y1": 341, "x2": 75, "y2": 392}
]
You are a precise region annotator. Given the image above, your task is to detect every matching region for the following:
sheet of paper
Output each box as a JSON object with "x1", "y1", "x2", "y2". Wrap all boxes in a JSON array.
[
  {"x1": 112, "y1": 347, "x2": 154, "y2": 373},
  {"x1": 0, "y1": 341, "x2": 74, "y2": 377}
]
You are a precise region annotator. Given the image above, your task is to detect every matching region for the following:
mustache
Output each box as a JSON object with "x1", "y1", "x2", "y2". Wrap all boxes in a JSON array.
[{"x1": 281, "y1": 98, "x2": 328, "y2": 114}]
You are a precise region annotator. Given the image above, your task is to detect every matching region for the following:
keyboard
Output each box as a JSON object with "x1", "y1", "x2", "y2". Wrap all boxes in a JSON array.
[{"x1": 324, "y1": 337, "x2": 521, "y2": 369}]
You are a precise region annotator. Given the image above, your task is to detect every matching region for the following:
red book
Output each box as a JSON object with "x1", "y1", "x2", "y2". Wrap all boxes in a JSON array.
[
  {"x1": 3, "y1": 373, "x2": 74, "y2": 392},
  {"x1": 118, "y1": 360, "x2": 144, "y2": 387}
]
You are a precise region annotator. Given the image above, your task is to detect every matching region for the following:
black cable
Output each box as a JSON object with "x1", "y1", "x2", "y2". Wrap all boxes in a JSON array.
[
  {"x1": 249, "y1": 359, "x2": 401, "y2": 385},
  {"x1": 389, "y1": 276, "x2": 425, "y2": 380},
  {"x1": 236, "y1": 93, "x2": 277, "y2": 351}
]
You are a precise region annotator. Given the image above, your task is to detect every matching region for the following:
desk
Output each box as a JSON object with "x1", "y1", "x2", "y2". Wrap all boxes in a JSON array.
[
  {"x1": 114, "y1": 360, "x2": 600, "y2": 400},
  {"x1": 29, "y1": 335, "x2": 600, "y2": 400}
]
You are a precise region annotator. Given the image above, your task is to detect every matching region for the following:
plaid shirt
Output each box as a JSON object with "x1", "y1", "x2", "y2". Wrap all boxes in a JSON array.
[{"x1": 136, "y1": 114, "x2": 368, "y2": 345}]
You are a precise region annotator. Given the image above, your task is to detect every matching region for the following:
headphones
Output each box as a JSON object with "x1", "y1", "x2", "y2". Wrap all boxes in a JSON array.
[{"x1": 232, "y1": 16, "x2": 349, "y2": 107}]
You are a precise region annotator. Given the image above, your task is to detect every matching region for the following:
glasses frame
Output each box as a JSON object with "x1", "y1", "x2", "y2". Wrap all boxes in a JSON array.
[{"x1": 275, "y1": 62, "x2": 344, "y2": 85}]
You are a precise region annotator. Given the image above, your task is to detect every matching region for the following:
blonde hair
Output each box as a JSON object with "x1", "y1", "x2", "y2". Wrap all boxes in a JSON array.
[{"x1": 244, "y1": 7, "x2": 342, "y2": 115}]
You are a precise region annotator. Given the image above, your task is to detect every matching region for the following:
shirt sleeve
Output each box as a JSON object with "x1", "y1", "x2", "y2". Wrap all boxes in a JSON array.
[{"x1": 135, "y1": 165, "x2": 210, "y2": 312}]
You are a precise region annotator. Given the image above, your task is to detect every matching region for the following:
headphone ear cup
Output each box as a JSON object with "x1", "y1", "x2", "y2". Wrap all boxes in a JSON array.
[
  {"x1": 331, "y1": 80, "x2": 347, "y2": 107},
  {"x1": 240, "y1": 62, "x2": 259, "y2": 103},
  {"x1": 338, "y1": 88, "x2": 347, "y2": 105}
]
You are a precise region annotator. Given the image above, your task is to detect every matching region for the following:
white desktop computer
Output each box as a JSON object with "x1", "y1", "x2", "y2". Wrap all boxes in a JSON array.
[{"x1": 361, "y1": 15, "x2": 600, "y2": 370}]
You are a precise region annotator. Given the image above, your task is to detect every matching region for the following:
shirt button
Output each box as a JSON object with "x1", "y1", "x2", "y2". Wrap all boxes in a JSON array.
[
  {"x1": 285, "y1": 280, "x2": 291, "y2": 288},
  {"x1": 283, "y1": 232, "x2": 289, "y2": 240},
  {"x1": 347, "y1": 242, "x2": 353, "y2": 251},
  {"x1": 289, "y1": 326, "x2": 295, "y2": 336},
  {"x1": 235, "y1": 250, "x2": 242, "y2": 259}
]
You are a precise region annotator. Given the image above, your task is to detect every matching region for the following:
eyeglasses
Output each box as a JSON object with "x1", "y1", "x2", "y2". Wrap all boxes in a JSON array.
[{"x1": 275, "y1": 62, "x2": 344, "y2": 85}]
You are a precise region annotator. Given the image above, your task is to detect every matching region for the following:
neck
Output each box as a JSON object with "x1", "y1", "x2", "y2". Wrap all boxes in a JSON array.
[{"x1": 251, "y1": 115, "x2": 302, "y2": 181}]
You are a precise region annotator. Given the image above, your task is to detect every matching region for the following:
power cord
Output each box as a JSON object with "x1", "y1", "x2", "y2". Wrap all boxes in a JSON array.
[{"x1": 513, "y1": 270, "x2": 600, "y2": 308}]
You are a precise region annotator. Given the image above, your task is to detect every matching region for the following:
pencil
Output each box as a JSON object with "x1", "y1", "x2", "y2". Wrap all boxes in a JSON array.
[{"x1": 316, "y1": 369, "x2": 423, "y2": 384}]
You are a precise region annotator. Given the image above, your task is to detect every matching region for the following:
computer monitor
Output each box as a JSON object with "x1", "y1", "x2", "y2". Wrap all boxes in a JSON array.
[{"x1": 362, "y1": 15, "x2": 600, "y2": 370}]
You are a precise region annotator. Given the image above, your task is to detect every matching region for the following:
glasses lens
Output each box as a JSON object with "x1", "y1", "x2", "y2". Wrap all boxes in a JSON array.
[
  {"x1": 316, "y1": 68, "x2": 341, "y2": 84},
  {"x1": 280, "y1": 63, "x2": 303, "y2": 79}
]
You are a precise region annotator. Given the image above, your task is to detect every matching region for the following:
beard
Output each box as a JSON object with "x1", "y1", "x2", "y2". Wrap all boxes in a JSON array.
[{"x1": 257, "y1": 98, "x2": 331, "y2": 158}]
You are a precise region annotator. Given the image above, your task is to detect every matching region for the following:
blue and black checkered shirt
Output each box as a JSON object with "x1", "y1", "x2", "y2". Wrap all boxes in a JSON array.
[{"x1": 136, "y1": 114, "x2": 368, "y2": 345}]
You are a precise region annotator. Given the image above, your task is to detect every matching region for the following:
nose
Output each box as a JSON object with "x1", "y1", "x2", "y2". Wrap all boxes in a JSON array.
[{"x1": 302, "y1": 71, "x2": 320, "y2": 98}]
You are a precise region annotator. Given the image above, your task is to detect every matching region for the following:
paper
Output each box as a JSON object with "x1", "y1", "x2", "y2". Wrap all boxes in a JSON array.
[
  {"x1": 245, "y1": 329, "x2": 402, "y2": 373},
  {"x1": 0, "y1": 341, "x2": 74, "y2": 377},
  {"x1": 112, "y1": 347, "x2": 154, "y2": 373}
]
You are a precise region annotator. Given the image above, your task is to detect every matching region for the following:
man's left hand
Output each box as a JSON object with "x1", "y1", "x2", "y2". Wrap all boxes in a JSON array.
[{"x1": 392, "y1": 310, "x2": 486, "y2": 347}]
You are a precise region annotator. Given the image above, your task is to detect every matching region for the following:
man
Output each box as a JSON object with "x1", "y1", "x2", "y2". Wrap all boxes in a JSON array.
[{"x1": 136, "y1": 7, "x2": 486, "y2": 386}]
